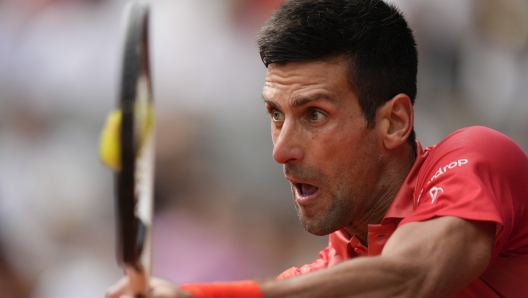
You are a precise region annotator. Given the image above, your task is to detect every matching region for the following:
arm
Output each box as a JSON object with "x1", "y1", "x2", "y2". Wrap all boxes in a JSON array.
[
  {"x1": 260, "y1": 216, "x2": 495, "y2": 298},
  {"x1": 107, "y1": 216, "x2": 494, "y2": 298}
]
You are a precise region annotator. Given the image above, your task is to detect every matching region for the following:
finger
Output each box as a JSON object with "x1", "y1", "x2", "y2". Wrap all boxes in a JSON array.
[
  {"x1": 150, "y1": 285, "x2": 180, "y2": 298},
  {"x1": 149, "y1": 277, "x2": 190, "y2": 298},
  {"x1": 149, "y1": 277, "x2": 173, "y2": 297},
  {"x1": 125, "y1": 266, "x2": 148, "y2": 296},
  {"x1": 150, "y1": 277, "x2": 171, "y2": 287},
  {"x1": 106, "y1": 276, "x2": 130, "y2": 298}
]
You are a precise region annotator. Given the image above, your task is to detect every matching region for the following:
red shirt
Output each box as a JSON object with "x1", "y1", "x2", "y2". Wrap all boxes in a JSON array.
[{"x1": 277, "y1": 126, "x2": 528, "y2": 297}]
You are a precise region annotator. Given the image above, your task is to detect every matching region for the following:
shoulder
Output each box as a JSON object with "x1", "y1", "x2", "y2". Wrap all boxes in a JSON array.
[
  {"x1": 436, "y1": 126, "x2": 520, "y2": 153},
  {"x1": 408, "y1": 126, "x2": 528, "y2": 222},
  {"x1": 409, "y1": 126, "x2": 528, "y2": 223},
  {"x1": 424, "y1": 126, "x2": 526, "y2": 175}
]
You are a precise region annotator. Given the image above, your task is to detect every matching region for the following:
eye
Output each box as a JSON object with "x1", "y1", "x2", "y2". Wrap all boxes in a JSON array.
[
  {"x1": 308, "y1": 109, "x2": 325, "y2": 122},
  {"x1": 270, "y1": 109, "x2": 285, "y2": 122}
]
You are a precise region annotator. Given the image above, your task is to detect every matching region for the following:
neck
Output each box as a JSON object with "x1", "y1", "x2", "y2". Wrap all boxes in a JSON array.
[{"x1": 344, "y1": 144, "x2": 415, "y2": 244}]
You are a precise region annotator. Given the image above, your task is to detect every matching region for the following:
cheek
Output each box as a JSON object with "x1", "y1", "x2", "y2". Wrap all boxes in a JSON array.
[
  {"x1": 317, "y1": 130, "x2": 354, "y2": 156},
  {"x1": 323, "y1": 131, "x2": 375, "y2": 170}
]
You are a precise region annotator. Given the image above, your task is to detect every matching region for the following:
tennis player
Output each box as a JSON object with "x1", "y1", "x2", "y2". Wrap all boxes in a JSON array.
[{"x1": 107, "y1": 0, "x2": 528, "y2": 297}]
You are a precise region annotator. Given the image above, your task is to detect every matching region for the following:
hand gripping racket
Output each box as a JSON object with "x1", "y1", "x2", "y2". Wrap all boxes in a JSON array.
[{"x1": 99, "y1": 1, "x2": 154, "y2": 297}]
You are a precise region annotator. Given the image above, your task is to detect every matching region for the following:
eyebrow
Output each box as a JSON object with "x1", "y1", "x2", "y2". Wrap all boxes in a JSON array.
[
  {"x1": 291, "y1": 93, "x2": 337, "y2": 108},
  {"x1": 262, "y1": 92, "x2": 337, "y2": 109}
]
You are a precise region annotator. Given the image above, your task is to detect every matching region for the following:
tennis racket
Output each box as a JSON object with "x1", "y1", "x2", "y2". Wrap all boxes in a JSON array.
[{"x1": 100, "y1": 1, "x2": 154, "y2": 297}]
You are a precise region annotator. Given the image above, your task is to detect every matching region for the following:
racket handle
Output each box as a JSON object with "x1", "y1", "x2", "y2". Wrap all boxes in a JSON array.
[{"x1": 125, "y1": 266, "x2": 149, "y2": 298}]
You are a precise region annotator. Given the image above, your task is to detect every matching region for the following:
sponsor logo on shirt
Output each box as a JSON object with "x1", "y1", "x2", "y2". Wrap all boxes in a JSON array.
[
  {"x1": 429, "y1": 186, "x2": 444, "y2": 204},
  {"x1": 416, "y1": 158, "x2": 469, "y2": 204},
  {"x1": 428, "y1": 159, "x2": 468, "y2": 183}
]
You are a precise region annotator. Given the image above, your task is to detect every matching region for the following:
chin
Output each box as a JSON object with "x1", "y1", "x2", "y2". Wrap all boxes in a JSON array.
[
  {"x1": 299, "y1": 217, "x2": 339, "y2": 236},
  {"x1": 296, "y1": 204, "x2": 345, "y2": 236}
]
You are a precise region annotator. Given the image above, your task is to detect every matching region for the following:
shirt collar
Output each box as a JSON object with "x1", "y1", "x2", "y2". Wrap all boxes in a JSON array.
[{"x1": 330, "y1": 141, "x2": 431, "y2": 258}]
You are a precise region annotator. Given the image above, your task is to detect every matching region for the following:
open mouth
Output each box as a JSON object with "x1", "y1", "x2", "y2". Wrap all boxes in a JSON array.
[{"x1": 296, "y1": 183, "x2": 319, "y2": 196}]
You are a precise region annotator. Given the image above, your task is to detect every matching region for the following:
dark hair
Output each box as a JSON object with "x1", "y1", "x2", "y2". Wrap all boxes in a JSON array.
[{"x1": 257, "y1": 0, "x2": 417, "y2": 150}]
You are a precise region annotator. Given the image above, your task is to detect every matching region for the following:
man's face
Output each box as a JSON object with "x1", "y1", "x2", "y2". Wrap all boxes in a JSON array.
[{"x1": 262, "y1": 60, "x2": 386, "y2": 236}]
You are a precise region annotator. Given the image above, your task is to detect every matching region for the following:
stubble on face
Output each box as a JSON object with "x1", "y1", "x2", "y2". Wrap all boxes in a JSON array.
[
  {"x1": 286, "y1": 129, "x2": 385, "y2": 237},
  {"x1": 285, "y1": 152, "x2": 377, "y2": 236},
  {"x1": 286, "y1": 163, "x2": 352, "y2": 236}
]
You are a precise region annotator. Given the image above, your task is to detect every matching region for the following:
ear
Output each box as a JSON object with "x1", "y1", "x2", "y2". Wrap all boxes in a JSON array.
[{"x1": 376, "y1": 94, "x2": 414, "y2": 150}]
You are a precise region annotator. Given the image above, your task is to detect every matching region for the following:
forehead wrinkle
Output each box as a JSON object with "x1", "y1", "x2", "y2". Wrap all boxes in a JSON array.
[
  {"x1": 263, "y1": 91, "x2": 340, "y2": 111},
  {"x1": 291, "y1": 92, "x2": 338, "y2": 108},
  {"x1": 263, "y1": 63, "x2": 346, "y2": 110}
]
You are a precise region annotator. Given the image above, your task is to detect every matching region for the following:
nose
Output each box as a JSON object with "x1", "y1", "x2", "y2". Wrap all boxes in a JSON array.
[{"x1": 272, "y1": 121, "x2": 304, "y2": 164}]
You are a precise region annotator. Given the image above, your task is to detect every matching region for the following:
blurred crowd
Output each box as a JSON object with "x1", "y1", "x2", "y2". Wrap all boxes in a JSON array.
[{"x1": 0, "y1": 0, "x2": 526, "y2": 297}]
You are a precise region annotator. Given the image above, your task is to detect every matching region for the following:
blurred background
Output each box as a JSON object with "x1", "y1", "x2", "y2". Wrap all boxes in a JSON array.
[{"x1": 0, "y1": 0, "x2": 527, "y2": 297}]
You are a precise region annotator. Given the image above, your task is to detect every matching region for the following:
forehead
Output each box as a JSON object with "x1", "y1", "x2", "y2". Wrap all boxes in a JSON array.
[{"x1": 262, "y1": 60, "x2": 352, "y2": 103}]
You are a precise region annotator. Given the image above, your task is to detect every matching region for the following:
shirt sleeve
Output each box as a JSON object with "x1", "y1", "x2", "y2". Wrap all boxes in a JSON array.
[
  {"x1": 400, "y1": 126, "x2": 528, "y2": 262},
  {"x1": 276, "y1": 246, "x2": 333, "y2": 280}
]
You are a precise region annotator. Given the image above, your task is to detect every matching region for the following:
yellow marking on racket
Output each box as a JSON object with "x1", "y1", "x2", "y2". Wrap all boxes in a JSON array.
[
  {"x1": 99, "y1": 109, "x2": 122, "y2": 171},
  {"x1": 99, "y1": 104, "x2": 153, "y2": 171}
]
